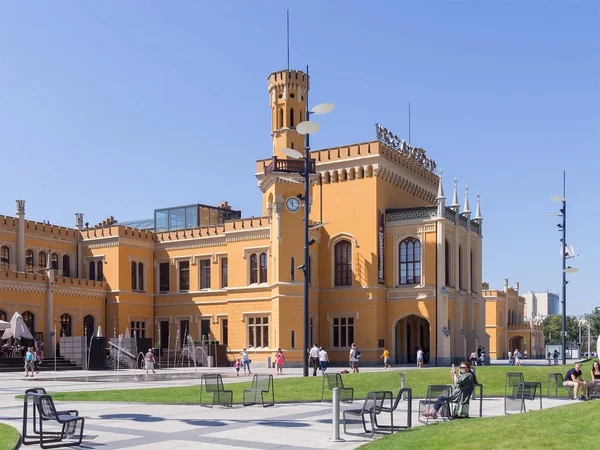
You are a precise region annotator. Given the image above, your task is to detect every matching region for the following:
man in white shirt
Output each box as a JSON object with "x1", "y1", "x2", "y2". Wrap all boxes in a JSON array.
[
  {"x1": 349, "y1": 343, "x2": 360, "y2": 373},
  {"x1": 309, "y1": 344, "x2": 320, "y2": 376},
  {"x1": 318, "y1": 347, "x2": 329, "y2": 373}
]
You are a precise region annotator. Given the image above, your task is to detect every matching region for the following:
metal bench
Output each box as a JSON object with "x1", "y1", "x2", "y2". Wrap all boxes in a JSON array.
[
  {"x1": 547, "y1": 372, "x2": 573, "y2": 399},
  {"x1": 419, "y1": 383, "x2": 481, "y2": 425},
  {"x1": 321, "y1": 373, "x2": 354, "y2": 403},
  {"x1": 504, "y1": 372, "x2": 542, "y2": 414},
  {"x1": 243, "y1": 374, "x2": 274, "y2": 407},
  {"x1": 450, "y1": 384, "x2": 483, "y2": 419},
  {"x1": 375, "y1": 387, "x2": 412, "y2": 432},
  {"x1": 343, "y1": 391, "x2": 393, "y2": 438},
  {"x1": 22, "y1": 390, "x2": 85, "y2": 449},
  {"x1": 199, "y1": 374, "x2": 233, "y2": 408}
]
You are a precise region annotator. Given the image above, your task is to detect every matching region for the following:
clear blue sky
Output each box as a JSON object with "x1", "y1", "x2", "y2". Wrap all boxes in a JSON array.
[{"x1": 1, "y1": 1, "x2": 598, "y2": 315}]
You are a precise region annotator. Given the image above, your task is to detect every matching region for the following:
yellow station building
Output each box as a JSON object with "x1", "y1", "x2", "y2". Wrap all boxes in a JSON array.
[{"x1": 1, "y1": 68, "x2": 492, "y2": 366}]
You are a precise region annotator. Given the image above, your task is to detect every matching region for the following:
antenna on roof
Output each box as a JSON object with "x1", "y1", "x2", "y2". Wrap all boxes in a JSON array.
[
  {"x1": 287, "y1": 10, "x2": 290, "y2": 72},
  {"x1": 408, "y1": 102, "x2": 411, "y2": 145}
]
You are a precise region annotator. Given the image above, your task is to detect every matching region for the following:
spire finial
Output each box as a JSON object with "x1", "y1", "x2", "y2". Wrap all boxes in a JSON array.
[
  {"x1": 450, "y1": 177, "x2": 460, "y2": 211},
  {"x1": 462, "y1": 184, "x2": 471, "y2": 216},
  {"x1": 474, "y1": 193, "x2": 483, "y2": 221},
  {"x1": 436, "y1": 169, "x2": 446, "y2": 200}
]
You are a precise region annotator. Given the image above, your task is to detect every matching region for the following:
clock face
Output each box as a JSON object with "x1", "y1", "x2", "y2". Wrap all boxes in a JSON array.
[{"x1": 286, "y1": 197, "x2": 301, "y2": 212}]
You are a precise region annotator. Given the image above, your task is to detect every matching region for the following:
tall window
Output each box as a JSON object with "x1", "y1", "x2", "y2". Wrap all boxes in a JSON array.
[
  {"x1": 38, "y1": 251, "x2": 47, "y2": 269},
  {"x1": 277, "y1": 108, "x2": 283, "y2": 128},
  {"x1": 138, "y1": 262, "x2": 145, "y2": 291},
  {"x1": 221, "y1": 258, "x2": 228, "y2": 288},
  {"x1": 130, "y1": 321, "x2": 146, "y2": 338},
  {"x1": 250, "y1": 254, "x2": 258, "y2": 284},
  {"x1": 290, "y1": 330, "x2": 296, "y2": 348},
  {"x1": 200, "y1": 259, "x2": 211, "y2": 289},
  {"x1": 50, "y1": 253, "x2": 59, "y2": 275},
  {"x1": 459, "y1": 246, "x2": 464, "y2": 290},
  {"x1": 470, "y1": 250, "x2": 475, "y2": 293},
  {"x1": 60, "y1": 313, "x2": 72, "y2": 337},
  {"x1": 22, "y1": 311, "x2": 34, "y2": 334},
  {"x1": 0, "y1": 310, "x2": 6, "y2": 321},
  {"x1": 290, "y1": 108, "x2": 295, "y2": 127},
  {"x1": 332, "y1": 317, "x2": 354, "y2": 348},
  {"x1": 62, "y1": 255, "x2": 71, "y2": 277},
  {"x1": 89, "y1": 261, "x2": 96, "y2": 281},
  {"x1": 259, "y1": 252, "x2": 268, "y2": 283},
  {"x1": 97, "y1": 261, "x2": 103, "y2": 282},
  {"x1": 221, "y1": 319, "x2": 229, "y2": 346},
  {"x1": 159, "y1": 262, "x2": 170, "y2": 293},
  {"x1": 26, "y1": 250, "x2": 34, "y2": 272},
  {"x1": 290, "y1": 257, "x2": 295, "y2": 282},
  {"x1": 444, "y1": 239, "x2": 451, "y2": 287},
  {"x1": 399, "y1": 238, "x2": 421, "y2": 285},
  {"x1": 131, "y1": 262, "x2": 138, "y2": 290},
  {"x1": 179, "y1": 261, "x2": 190, "y2": 291},
  {"x1": 247, "y1": 316, "x2": 269, "y2": 348},
  {"x1": 334, "y1": 240, "x2": 352, "y2": 286},
  {"x1": 0, "y1": 246, "x2": 9, "y2": 270}
]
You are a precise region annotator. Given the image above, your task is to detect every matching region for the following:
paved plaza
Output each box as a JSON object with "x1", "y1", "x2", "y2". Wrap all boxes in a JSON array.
[{"x1": 0, "y1": 363, "x2": 575, "y2": 449}]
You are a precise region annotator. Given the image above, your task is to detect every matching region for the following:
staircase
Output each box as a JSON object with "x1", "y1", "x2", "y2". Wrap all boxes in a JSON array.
[{"x1": 0, "y1": 356, "x2": 82, "y2": 372}]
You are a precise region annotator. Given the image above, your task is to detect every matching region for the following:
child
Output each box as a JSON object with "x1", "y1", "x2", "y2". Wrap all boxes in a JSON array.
[
  {"x1": 234, "y1": 358, "x2": 241, "y2": 377},
  {"x1": 24, "y1": 347, "x2": 35, "y2": 378},
  {"x1": 275, "y1": 348, "x2": 285, "y2": 375}
]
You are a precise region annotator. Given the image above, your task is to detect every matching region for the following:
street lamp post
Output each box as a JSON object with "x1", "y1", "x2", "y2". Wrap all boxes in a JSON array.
[{"x1": 282, "y1": 79, "x2": 334, "y2": 377}]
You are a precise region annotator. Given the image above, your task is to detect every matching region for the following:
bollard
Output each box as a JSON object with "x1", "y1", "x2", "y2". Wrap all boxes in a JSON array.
[
  {"x1": 399, "y1": 372, "x2": 407, "y2": 400},
  {"x1": 471, "y1": 366, "x2": 477, "y2": 400},
  {"x1": 328, "y1": 387, "x2": 345, "y2": 442}
]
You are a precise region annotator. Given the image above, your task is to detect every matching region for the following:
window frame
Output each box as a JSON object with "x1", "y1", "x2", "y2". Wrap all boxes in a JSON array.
[
  {"x1": 246, "y1": 315, "x2": 270, "y2": 348},
  {"x1": 221, "y1": 257, "x2": 228, "y2": 288},
  {"x1": 333, "y1": 240, "x2": 352, "y2": 287},
  {"x1": 0, "y1": 246, "x2": 9, "y2": 270},
  {"x1": 399, "y1": 237, "x2": 421, "y2": 286},
  {"x1": 178, "y1": 260, "x2": 190, "y2": 292},
  {"x1": 60, "y1": 313, "x2": 72, "y2": 337},
  {"x1": 131, "y1": 262, "x2": 138, "y2": 290},
  {"x1": 199, "y1": 259, "x2": 211, "y2": 290},
  {"x1": 331, "y1": 316, "x2": 355, "y2": 348},
  {"x1": 159, "y1": 262, "x2": 170, "y2": 293},
  {"x1": 25, "y1": 249, "x2": 34, "y2": 272}
]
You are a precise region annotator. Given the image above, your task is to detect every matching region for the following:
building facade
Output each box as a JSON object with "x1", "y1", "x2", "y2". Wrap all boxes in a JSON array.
[
  {"x1": 484, "y1": 279, "x2": 545, "y2": 359},
  {"x1": 0, "y1": 68, "x2": 489, "y2": 366},
  {"x1": 522, "y1": 291, "x2": 560, "y2": 321}
]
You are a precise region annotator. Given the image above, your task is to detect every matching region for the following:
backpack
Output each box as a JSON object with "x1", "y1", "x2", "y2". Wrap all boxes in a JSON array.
[{"x1": 354, "y1": 349, "x2": 362, "y2": 360}]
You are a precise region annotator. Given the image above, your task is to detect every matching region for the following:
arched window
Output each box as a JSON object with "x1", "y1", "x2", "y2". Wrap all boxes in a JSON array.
[
  {"x1": 259, "y1": 252, "x2": 268, "y2": 283},
  {"x1": 88, "y1": 261, "x2": 96, "y2": 281},
  {"x1": 83, "y1": 315, "x2": 95, "y2": 343},
  {"x1": 0, "y1": 310, "x2": 6, "y2": 321},
  {"x1": 138, "y1": 262, "x2": 144, "y2": 291},
  {"x1": 131, "y1": 262, "x2": 138, "y2": 290},
  {"x1": 334, "y1": 240, "x2": 352, "y2": 286},
  {"x1": 250, "y1": 254, "x2": 258, "y2": 284},
  {"x1": 277, "y1": 108, "x2": 283, "y2": 128},
  {"x1": 399, "y1": 238, "x2": 421, "y2": 285},
  {"x1": 63, "y1": 255, "x2": 71, "y2": 277},
  {"x1": 60, "y1": 313, "x2": 72, "y2": 337},
  {"x1": 38, "y1": 251, "x2": 47, "y2": 269},
  {"x1": 97, "y1": 261, "x2": 103, "y2": 282},
  {"x1": 290, "y1": 108, "x2": 295, "y2": 127},
  {"x1": 290, "y1": 257, "x2": 295, "y2": 282},
  {"x1": 26, "y1": 249, "x2": 34, "y2": 272},
  {"x1": 470, "y1": 249, "x2": 475, "y2": 292},
  {"x1": 50, "y1": 253, "x2": 59, "y2": 275},
  {"x1": 0, "y1": 246, "x2": 9, "y2": 270},
  {"x1": 444, "y1": 239, "x2": 451, "y2": 287},
  {"x1": 22, "y1": 311, "x2": 34, "y2": 334},
  {"x1": 458, "y1": 246, "x2": 464, "y2": 290}
]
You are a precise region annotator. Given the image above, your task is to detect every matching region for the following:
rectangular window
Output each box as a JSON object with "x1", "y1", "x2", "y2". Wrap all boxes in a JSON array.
[
  {"x1": 179, "y1": 261, "x2": 190, "y2": 291},
  {"x1": 291, "y1": 330, "x2": 296, "y2": 348},
  {"x1": 130, "y1": 321, "x2": 146, "y2": 338},
  {"x1": 221, "y1": 258, "x2": 228, "y2": 288},
  {"x1": 332, "y1": 317, "x2": 354, "y2": 348},
  {"x1": 201, "y1": 319, "x2": 211, "y2": 342},
  {"x1": 169, "y1": 208, "x2": 186, "y2": 231},
  {"x1": 247, "y1": 316, "x2": 269, "y2": 348},
  {"x1": 200, "y1": 259, "x2": 211, "y2": 289},
  {"x1": 159, "y1": 263, "x2": 170, "y2": 293},
  {"x1": 221, "y1": 319, "x2": 228, "y2": 346},
  {"x1": 155, "y1": 210, "x2": 168, "y2": 232}
]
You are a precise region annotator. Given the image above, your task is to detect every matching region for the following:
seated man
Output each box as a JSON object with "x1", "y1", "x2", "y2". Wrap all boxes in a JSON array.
[
  {"x1": 563, "y1": 362, "x2": 588, "y2": 400},
  {"x1": 422, "y1": 362, "x2": 477, "y2": 419}
]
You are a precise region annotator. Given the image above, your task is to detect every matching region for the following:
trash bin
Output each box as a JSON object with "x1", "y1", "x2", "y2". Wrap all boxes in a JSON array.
[
  {"x1": 265, "y1": 356, "x2": 271, "y2": 368},
  {"x1": 207, "y1": 356, "x2": 214, "y2": 368}
]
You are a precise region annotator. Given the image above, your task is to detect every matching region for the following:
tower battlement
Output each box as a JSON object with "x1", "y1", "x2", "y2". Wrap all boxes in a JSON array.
[{"x1": 268, "y1": 69, "x2": 309, "y2": 89}]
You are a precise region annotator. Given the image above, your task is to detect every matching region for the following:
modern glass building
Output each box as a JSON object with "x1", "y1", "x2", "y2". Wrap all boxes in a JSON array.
[{"x1": 153, "y1": 204, "x2": 242, "y2": 232}]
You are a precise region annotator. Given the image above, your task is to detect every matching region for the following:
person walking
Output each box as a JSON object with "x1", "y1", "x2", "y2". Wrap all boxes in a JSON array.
[
  {"x1": 275, "y1": 348, "x2": 285, "y2": 375},
  {"x1": 241, "y1": 348, "x2": 251, "y2": 375},
  {"x1": 309, "y1": 344, "x2": 320, "y2": 376},
  {"x1": 380, "y1": 348, "x2": 390, "y2": 369},
  {"x1": 145, "y1": 349, "x2": 156, "y2": 373},
  {"x1": 349, "y1": 343, "x2": 360, "y2": 373},
  {"x1": 24, "y1": 347, "x2": 35, "y2": 378},
  {"x1": 319, "y1": 347, "x2": 329, "y2": 373}
]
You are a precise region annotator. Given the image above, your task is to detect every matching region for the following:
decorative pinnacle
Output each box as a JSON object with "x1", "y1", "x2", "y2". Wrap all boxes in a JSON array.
[
  {"x1": 462, "y1": 184, "x2": 471, "y2": 215},
  {"x1": 474, "y1": 193, "x2": 483, "y2": 221},
  {"x1": 436, "y1": 169, "x2": 446, "y2": 200},
  {"x1": 450, "y1": 177, "x2": 460, "y2": 209}
]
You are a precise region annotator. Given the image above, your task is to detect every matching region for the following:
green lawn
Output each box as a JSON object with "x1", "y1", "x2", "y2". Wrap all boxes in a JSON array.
[
  {"x1": 361, "y1": 400, "x2": 600, "y2": 449},
  {"x1": 0, "y1": 423, "x2": 20, "y2": 450},
  {"x1": 43, "y1": 362, "x2": 593, "y2": 404}
]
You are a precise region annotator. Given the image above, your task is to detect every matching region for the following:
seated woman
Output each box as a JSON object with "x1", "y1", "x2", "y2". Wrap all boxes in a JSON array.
[
  {"x1": 422, "y1": 362, "x2": 477, "y2": 419},
  {"x1": 588, "y1": 361, "x2": 600, "y2": 395}
]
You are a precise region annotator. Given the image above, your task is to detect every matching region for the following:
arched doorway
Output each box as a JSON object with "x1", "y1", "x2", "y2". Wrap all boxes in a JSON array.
[
  {"x1": 508, "y1": 335, "x2": 525, "y2": 355},
  {"x1": 83, "y1": 315, "x2": 95, "y2": 345},
  {"x1": 394, "y1": 315, "x2": 431, "y2": 364}
]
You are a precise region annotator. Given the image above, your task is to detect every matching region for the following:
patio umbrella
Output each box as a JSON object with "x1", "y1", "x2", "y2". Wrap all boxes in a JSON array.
[
  {"x1": 7, "y1": 312, "x2": 34, "y2": 340},
  {"x1": 0, "y1": 320, "x2": 10, "y2": 331}
]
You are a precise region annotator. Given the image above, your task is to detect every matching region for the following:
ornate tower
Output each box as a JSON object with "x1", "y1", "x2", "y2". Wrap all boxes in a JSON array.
[{"x1": 268, "y1": 70, "x2": 308, "y2": 159}]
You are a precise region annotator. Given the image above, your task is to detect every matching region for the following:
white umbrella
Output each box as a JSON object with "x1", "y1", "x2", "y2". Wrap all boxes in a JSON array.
[
  {"x1": 2, "y1": 328, "x2": 13, "y2": 339},
  {"x1": 0, "y1": 320, "x2": 10, "y2": 331},
  {"x1": 8, "y1": 312, "x2": 34, "y2": 340}
]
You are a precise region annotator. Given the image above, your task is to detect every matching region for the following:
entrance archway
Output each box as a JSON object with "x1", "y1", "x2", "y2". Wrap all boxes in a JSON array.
[
  {"x1": 394, "y1": 315, "x2": 431, "y2": 364},
  {"x1": 508, "y1": 335, "x2": 525, "y2": 355}
]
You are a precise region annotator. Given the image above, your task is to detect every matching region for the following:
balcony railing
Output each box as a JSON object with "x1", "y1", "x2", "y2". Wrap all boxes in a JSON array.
[{"x1": 263, "y1": 156, "x2": 316, "y2": 177}]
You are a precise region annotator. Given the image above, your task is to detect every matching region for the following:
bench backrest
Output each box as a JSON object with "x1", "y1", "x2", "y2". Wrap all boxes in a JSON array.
[
  {"x1": 36, "y1": 395, "x2": 59, "y2": 421},
  {"x1": 251, "y1": 374, "x2": 273, "y2": 392},
  {"x1": 506, "y1": 372, "x2": 524, "y2": 388},
  {"x1": 202, "y1": 374, "x2": 225, "y2": 392},
  {"x1": 361, "y1": 391, "x2": 390, "y2": 414},
  {"x1": 325, "y1": 373, "x2": 345, "y2": 390}
]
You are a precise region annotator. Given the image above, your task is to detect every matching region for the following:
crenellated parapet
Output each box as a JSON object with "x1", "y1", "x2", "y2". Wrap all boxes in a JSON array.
[
  {"x1": 154, "y1": 216, "x2": 270, "y2": 243},
  {"x1": 82, "y1": 225, "x2": 155, "y2": 242}
]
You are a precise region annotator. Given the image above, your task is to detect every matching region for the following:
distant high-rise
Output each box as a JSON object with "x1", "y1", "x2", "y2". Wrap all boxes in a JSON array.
[{"x1": 523, "y1": 291, "x2": 560, "y2": 321}]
